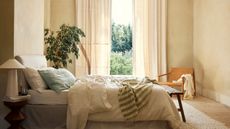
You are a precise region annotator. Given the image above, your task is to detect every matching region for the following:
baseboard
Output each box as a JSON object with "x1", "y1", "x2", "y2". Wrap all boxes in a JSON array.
[{"x1": 201, "y1": 88, "x2": 230, "y2": 107}]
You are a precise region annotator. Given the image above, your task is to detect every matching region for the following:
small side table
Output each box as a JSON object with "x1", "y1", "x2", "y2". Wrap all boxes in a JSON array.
[{"x1": 4, "y1": 97, "x2": 28, "y2": 129}]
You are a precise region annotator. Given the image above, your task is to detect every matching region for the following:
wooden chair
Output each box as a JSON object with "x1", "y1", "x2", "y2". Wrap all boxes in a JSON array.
[{"x1": 157, "y1": 67, "x2": 196, "y2": 96}]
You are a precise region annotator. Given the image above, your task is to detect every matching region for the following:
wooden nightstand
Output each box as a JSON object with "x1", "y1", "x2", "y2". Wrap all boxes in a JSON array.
[{"x1": 4, "y1": 95, "x2": 30, "y2": 129}]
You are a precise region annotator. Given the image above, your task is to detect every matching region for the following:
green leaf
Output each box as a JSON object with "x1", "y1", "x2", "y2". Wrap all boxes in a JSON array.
[{"x1": 44, "y1": 24, "x2": 85, "y2": 68}]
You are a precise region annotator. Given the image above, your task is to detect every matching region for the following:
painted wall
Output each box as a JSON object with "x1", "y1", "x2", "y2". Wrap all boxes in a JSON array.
[
  {"x1": 0, "y1": 0, "x2": 44, "y2": 128},
  {"x1": 14, "y1": 0, "x2": 44, "y2": 55},
  {"x1": 45, "y1": 0, "x2": 76, "y2": 74},
  {"x1": 50, "y1": 0, "x2": 75, "y2": 30},
  {"x1": 0, "y1": 0, "x2": 14, "y2": 63},
  {"x1": 167, "y1": 0, "x2": 193, "y2": 69},
  {"x1": 193, "y1": 0, "x2": 230, "y2": 106},
  {"x1": 44, "y1": 0, "x2": 51, "y2": 29}
]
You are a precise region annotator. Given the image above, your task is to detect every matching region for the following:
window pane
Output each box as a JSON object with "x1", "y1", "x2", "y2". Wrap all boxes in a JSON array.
[{"x1": 110, "y1": 0, "x2": 133, "y2": 75}]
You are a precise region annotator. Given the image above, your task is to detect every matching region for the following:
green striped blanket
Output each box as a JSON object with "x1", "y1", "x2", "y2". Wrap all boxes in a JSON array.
[{"x1": 118, "y1": 77, "x2": 155, "y2": 120}]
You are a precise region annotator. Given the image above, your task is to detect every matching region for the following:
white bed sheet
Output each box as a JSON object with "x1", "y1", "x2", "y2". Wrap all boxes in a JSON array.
[
  {"x1": 67, "y1": 76, "x2": 182, "y2": 129},
  {"x1": 28, "y1": 89, "x2": 68, "y2": 104}
]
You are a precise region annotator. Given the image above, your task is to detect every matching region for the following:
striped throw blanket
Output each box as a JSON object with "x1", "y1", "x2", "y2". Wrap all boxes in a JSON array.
[{"x1": 118, "y1": 77, "x2": 155, "y2": 120}]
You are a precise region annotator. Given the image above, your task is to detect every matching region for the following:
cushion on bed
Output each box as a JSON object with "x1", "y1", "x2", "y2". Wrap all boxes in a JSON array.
[
  {"x1": 39, "y1": 68, "x2": 76, "y2": 93},
  {"x1": 23, "y1": 67, "x2": 48, "y2": 92}
]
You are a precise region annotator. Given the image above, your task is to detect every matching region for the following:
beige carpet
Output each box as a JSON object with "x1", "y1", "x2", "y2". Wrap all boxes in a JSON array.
[{"x1": 180, "y1": 102, "x2": 229, "y2": 129}]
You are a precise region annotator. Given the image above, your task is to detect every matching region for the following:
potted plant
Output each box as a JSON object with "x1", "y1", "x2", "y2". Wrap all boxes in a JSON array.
[{"x1": 44, "y1": 24, "x2": 85, "y2": 68}]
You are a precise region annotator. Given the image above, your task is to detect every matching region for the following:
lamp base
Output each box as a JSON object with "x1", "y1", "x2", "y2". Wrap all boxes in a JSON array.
[{"x1": 5, "y1": 70, "x2": 19, "y2": 99}]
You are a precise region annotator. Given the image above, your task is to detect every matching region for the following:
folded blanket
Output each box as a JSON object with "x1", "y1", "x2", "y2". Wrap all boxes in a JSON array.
[
  {"x1": 118, "y1": 77, "x2": 153, "y2": 120},
  {"x1": 173, "y1": 74, "x2": 195, "y2": 99},
  {"x1": 182, "y1": 74, "x2": 195, "y2": 99}
]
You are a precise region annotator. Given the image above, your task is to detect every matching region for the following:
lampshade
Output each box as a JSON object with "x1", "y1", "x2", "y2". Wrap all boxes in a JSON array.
[
  {"x1": 0, "y1": 58, "x2": 25, "y2": 101},
  {"x1": 0, "y1": 59, "x2": 25, "y2": 69}
]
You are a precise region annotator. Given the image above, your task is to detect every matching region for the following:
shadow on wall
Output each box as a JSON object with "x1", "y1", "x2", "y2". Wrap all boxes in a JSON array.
[{"x1": 193, "y1": 57, "x2": 204, "y2": 95}]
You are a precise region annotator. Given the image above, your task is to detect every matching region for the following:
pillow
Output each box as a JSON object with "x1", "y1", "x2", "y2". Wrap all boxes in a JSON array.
[
  {"x1": 23, "y1": 67, "x2": 49, "y2": 92},
  {"x1": 38, "y1": 68, "x2": 76, "y2": 93}
]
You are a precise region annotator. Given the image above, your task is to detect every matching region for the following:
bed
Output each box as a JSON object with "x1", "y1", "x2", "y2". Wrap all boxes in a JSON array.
[{"x1": 15, "y1": 55, "x2": 184, "y2": 129}]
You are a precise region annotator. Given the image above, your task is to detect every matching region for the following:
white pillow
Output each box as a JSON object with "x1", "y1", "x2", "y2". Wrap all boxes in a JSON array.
[{"x1": 23, "y1": 67, "x2": 53, "y2": 92}]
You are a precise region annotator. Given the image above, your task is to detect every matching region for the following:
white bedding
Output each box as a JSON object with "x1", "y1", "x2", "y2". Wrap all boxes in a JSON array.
[
  {"x1": 28, "y1": 89, "x2": 68, "y2": 104},
  {"x1": 67, "y1": 76, "x2": 183, "y2": 129}
]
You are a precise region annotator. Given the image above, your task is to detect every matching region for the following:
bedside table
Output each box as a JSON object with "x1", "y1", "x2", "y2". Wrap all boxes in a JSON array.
[{"x1": 4, "y1": 95, "x2": 30, "y2": 129}]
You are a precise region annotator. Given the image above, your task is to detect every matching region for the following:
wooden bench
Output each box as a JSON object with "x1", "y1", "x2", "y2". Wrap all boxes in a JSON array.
[{"x1": 161, "y1": 85, "x2": 186, "y2": 122}]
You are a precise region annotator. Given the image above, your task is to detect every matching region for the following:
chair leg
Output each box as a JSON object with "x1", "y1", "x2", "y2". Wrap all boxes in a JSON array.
[{"x1": 177, "y1": 94, "x2": 186, "y2": 122}]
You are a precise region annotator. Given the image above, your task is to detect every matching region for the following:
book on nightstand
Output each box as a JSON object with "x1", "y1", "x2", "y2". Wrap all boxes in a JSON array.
[{"x1": 3, "y1": 95, "x2": 31, "y2": 102}]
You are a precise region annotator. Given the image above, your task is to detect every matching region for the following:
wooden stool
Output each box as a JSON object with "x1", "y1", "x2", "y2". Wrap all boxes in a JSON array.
[{"x1": 4, "y1": 100, "x2": 27, "y2": 129}]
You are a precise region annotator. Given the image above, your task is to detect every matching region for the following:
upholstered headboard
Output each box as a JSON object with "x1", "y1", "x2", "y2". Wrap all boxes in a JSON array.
[
  {"x1": 15, "y1": 55, "x2": 47, "y2": 68},
  {"x1": 15, "y1": 55, "x2": 48, "y2": 89}
]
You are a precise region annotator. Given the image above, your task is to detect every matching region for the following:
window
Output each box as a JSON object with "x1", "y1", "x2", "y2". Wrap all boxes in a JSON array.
[{"x1": 110, "y1": 0, "x2": 133, "y2": 75}]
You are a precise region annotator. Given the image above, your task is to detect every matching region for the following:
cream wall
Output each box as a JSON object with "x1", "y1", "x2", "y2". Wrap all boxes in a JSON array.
[
  {"x1": 44, "y1": 0, "x2": 51, "y2": 29},
  {"x1": 193, "y1": 0, "x2": 230, "y2": 106},
  {"x1": 167, "y1": 0, "x2": 193, "y2": 69},
  {"x1": 14, "y1": 0, "x2": 44, "y2": 55},
  {"x1": 50, "y1": 0, "x2": 75, "y2": 30},
  {"x1": 45, "y1": 0, "x2": 76, "y2": 73}
]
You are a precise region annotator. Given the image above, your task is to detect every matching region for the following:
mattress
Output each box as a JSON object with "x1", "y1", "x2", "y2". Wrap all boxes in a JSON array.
[{"x1": 28, "y1": 89, "x2": 68, "y2": 104}]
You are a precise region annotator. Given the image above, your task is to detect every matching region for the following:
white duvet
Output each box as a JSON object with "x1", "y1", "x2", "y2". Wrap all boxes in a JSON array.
[{"x1": 67, "y1": 76, "x2": 183, "y2": 129}]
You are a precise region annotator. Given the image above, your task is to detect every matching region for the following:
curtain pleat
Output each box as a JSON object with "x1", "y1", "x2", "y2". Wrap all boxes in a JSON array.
[
  {"x1": 133, "y1": 0, "x2": 167, "y2": 79},
  {"x1": 75, "y1": 0, "x2": 166, "y2": 78},
  {"x1": 75, "y1": 0, "x2": 111, "y2": 76}
]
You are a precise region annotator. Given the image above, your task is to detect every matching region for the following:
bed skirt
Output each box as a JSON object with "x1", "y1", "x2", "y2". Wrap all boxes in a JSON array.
[{"x1": 22, "y1": 104, "x2": 170, "y2": 129}]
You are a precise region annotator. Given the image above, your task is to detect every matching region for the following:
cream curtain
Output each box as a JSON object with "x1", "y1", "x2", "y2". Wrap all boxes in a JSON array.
[
  {"x1": 75, "y1": 0, "x2": 111, "y2": 76},
  {"x1": 133, "y1": 0, "x2": 167, "y2": 79}
]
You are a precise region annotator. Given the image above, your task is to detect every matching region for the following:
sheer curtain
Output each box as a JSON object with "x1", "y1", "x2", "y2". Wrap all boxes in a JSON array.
[
  {"x1": 133, "y1": 0, "x2": 167, "y2": 79},
  {"x1": 75, "y1": 0, "x2": 167, "y2": 78},
  {"x1": 75, "y1": 0, "x2": 111, "y2": 76}
]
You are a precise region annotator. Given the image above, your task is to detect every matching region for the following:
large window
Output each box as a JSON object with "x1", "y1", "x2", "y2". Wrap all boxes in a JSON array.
[{"x1": 110, "y1": 0, "x2": 133, "y2": 75}]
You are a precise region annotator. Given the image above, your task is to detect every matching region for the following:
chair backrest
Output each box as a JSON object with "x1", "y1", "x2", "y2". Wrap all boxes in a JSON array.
[{"x1": 167, "y1": 67, "x2": 194, "y2": 82}]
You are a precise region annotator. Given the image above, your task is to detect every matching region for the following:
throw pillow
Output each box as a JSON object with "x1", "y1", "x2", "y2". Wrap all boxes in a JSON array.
[
  {"x1": 38, "y1": 68, "x2": 76, "y2": 93},
  {"x1": 23, "y1": 67, "x2": 48, "y2": 92}
]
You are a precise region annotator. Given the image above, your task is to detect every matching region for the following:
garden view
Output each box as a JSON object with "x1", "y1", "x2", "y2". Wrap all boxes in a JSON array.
[
  {"x1": 110, "y1": 22, "x2": 132, "y2": 75},
  {"x1": 110, "y1": 0, "x2": 133, "y2": 75}
]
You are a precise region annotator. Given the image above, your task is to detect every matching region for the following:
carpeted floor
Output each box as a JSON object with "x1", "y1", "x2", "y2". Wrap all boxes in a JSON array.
[{"x1": 178, "y1": 100, "x2": 230, "y2": 129}]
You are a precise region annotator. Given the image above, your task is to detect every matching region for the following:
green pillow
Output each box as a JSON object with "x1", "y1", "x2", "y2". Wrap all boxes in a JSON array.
[{"x1": 38, "y1": 68, "x2": 76, "y2": 93}]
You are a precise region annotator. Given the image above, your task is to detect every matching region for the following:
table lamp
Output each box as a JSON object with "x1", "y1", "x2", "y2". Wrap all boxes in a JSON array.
[{"x1": 0, "y1": 59, "x2": 25, "y2": 100}]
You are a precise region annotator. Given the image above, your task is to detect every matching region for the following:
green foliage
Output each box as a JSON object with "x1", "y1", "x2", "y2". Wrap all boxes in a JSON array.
[
  {"x1": 110, "y1": 52, "x2": 132, "y2": 75},
  {"x1": 112, "y1": 23, "x2": 132, "y2": 53},
  {"x1": 110, "y1": 23, "x2": 133, "y2": 75},
  {"x1": 44, "y1": 24, "x2": 85, "y2": 68}
]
